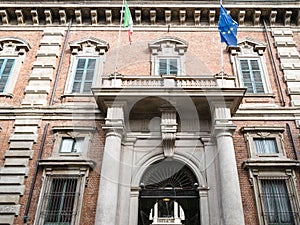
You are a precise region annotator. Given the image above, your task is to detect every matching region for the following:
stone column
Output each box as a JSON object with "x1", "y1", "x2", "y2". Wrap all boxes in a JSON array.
[
  {"x1": 128, "y1": 188, "x2": 139, "y2": 225},
  {"x1": 95, "y1": 103, "x2": 124, "y2": 225},
  {"x1": 211, "y1": 103, "x2": 245, "y2": 225}
]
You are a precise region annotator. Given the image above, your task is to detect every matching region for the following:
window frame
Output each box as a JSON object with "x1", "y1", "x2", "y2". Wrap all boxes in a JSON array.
[
  {"x1": 148, "y1": 37, "x2": 188, "y2": 76},
  {"x1": 238, "y1": 58, "x2": 265, "y2": 94},
  {"x1": 70, "y1": 57, "x2": 98, "y2": 94},
  {"x1": 228, "y1": 39, "x2": 272, "y2": 95},
  {"x1": 59, "y1": 137, "x2": 85, "y2": 154},
  {"x1": 52, "y1": 126, "x2": 95, "y2": 158},
  {"x1": 0, "y1": 37, "x2": 30, "y2": 96},
  {"x1": 242, "y1": 127, "x2": 286, "y2": 159},
  {"x1": 34, "y1": 167, "x2": 90, "y2": 225},
  {"x1": 64, "y1": 37, "x2": 109, "y2": 95},
  {"x1": 0, "y1": 57, "x2": 16, "y2": 93},
  {"x1": 158, "y1": 58, "x2": 179, "y2": 76},
  {"x1": 249, "y1": 169, "x2": 300, "y2": 225}
]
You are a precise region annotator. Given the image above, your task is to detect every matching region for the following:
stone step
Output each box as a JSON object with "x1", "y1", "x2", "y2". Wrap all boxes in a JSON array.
[
  {"x1": 0, "y1": 204, "x2": 20, "y2": 215},
  {"x1": 9, "y1": 141, "x2": 33, "y2": 150},
  {"x1": 0, "y1": 215, "x2": 14, "y2": 224},
  {"x1": 5, "y1": 150, "x2": 34, "y2": 159},
  {"x1": 4, "y1": 158, "x2": 29, "y2": 167},
  {"x1": 0, "y1": 167, "x2": 29, "y2": 176},
  {"x1": 0, "y1": 185, "x2": 25, "y2": 195},
  {"x1": 14, "y1": 117, "x2": 41, "y2": 127},
  {"x1": 9, "y1": 134, "x2": 38, "y2": 142},
  {"x1": 0, "y1": 195, "x2": 19, "y2": 204},
  {"x1": 0, "y1": 176, "x2": 24, "y2": 185}
]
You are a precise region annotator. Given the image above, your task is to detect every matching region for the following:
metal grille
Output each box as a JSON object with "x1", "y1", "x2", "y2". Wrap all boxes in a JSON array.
[
  {"x1": 260, "y1": 178, "x2": 296, "y2": 225},
  {"x1": 43, "y1": 176, "x2": 80, "y2": 225}
]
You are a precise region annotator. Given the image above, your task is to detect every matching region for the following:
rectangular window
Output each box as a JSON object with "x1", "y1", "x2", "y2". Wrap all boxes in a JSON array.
[
  {"x1": 43, "y1": 176, "x2": 80, "y2": 225},
  {"x1": 158, "y1": 58, "x2": 178, "y2": 75},
  {"x1": 254, "y1": 138, "x2": 279, "y2": 154},
  {"x1": 72, "y1": 58, "x2": 96, "y2": 93},
  {"x1": 0, "y1": 58, "x2": 15, "y2": 92},
  {"x1": 60, "y1": 138, "x2": 84, "y2": 153},
  {"x1": 260, "y1": 179, "x2": 295, "y2": 225},
  {"x1": 239, "y1": 59, "x2": 264, "y2": 93}
]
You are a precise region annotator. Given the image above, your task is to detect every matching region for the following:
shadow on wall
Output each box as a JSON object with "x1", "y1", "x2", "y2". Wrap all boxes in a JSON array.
[{"x1": 103, "y1": 40, "x2": 212, "y2": 76}]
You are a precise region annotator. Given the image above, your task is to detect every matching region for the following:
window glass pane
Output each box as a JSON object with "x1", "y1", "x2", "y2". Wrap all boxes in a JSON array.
[
  {"x1": 73, "y1": 138, "x2": 84, "y2": 153},
  {"x1": 60, "y1": 138, "x2": 75, "y2": 153},
  {"x1": 254, "y1": 138, "x2": 279, "y2": 154},
  {"x1": 169, "y1": 59, "x2": 178, "y2": 75},
  {"x1": 159, "y1": 59, "x2": 167, "y2": 75},
  {"x1": 239, "y1": 59, "x2": 264, "y2": 94},
  {"x1": 261, "y1": 179, "x2": 294, "y2": 225},
  {"x1": 44, "y1": 177, "x2": 78, "y2": 224},
  {"x1": 0, "y1": 58, "x2": 15, "y2": 92},
  {"x1": 72, "y1": 58, "x2": 96, "y2": 93}
]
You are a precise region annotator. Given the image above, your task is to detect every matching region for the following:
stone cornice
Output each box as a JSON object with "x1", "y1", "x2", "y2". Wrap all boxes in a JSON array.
[{"x1": 0, "y1": 3, "x2": 299, "y2": 27}]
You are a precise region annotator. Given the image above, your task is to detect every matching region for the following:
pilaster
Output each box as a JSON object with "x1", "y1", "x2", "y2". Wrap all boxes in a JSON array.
[{"x1": 95, "y1": 103, "x2": 125, "y2": 225}]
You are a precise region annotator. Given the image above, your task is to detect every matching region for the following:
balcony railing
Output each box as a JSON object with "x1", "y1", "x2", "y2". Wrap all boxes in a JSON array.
[{"x1": 99, "y1": 74, "x2": 228, "y2": 89}]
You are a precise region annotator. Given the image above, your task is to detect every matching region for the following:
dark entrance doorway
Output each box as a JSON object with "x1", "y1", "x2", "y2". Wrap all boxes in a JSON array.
[{"x1": 138, "y1": 160, "x2": 200, "y2": 225}]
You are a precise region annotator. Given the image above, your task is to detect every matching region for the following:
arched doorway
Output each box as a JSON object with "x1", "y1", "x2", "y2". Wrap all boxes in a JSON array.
[{"x1": 138, "y1": 159, "x2": 200, "y2": 225}]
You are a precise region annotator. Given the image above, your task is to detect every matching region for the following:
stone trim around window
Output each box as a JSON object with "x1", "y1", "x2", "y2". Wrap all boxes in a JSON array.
[
  {"x1": 242, "y1": 126, "x2": 286, "y2": 159},
  {"x1": 33, "y1": 165, "x2": 90, "y2": 225},
  {"x1": 148, "y1": 36, "x2": 188, "y2": 76},
  {"x1": 64, "y1": 37, "x2": 109, "y2": 94},
  {"x1": 248, "y1": 168, "x2": 300, "y2": 225},
  {"x1": 227, "y1": 38, "x2": 272, "y2": 95},
  {"x1": 0, "y1": 37, "x2": 30, "y2": 96},
  {"x1": 52, "y1": 126, "x2": 96, "y2": 158}
]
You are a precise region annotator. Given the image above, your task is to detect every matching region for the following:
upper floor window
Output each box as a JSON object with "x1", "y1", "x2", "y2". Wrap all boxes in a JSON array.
[
  {"x1": 239, "y1": 59, "x2": 264, "y2": 93},
  {"x1": 148, "y1": 37, "x2": 188, "y2": 76},
  {"x1": 158, "y1": 58, "x2": 178, "y2": 75},
  {"x1": 228, "y1": 38, "x2": 271, "y2": 94},
  {"x1": 242, "y1": 126, "x2": 286, "y2": 158},
  {"x1": 72, "y1": 58, "x2": 97, "y2": 94},
  {"x1": 65, "y1": 37, "x2": 109, "y2": 94},
  {"x1": 0, "y1": 58, "x2": 15, "y2": 92},
  {"x1": 0, "y1": 37, "x2": 30, "y2": 95}
]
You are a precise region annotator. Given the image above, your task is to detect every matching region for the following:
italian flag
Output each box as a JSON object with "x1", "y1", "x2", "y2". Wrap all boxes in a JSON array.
[{"x1": 123, "y1": 1, "x2": 133, "y2": 44}]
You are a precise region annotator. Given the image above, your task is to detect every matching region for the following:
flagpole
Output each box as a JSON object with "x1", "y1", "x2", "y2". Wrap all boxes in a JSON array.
[
  {"x1": 220, "y1": 0, "x2": 224, "y2": 87},
  {"x1": 114, "y1": 0, "x2": 125, "y2": 86}
]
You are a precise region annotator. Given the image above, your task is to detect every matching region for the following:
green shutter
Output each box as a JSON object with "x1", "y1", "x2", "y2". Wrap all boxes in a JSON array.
[
  {"x1": 158, "y1": 59, "x2": 178, "y2": 75},
  {"x1": 240, "y1": 59, "x2": 264, "y2": 93},
  {"x1": 72, "y1": 58, "x2": 96, "y2": 93}
]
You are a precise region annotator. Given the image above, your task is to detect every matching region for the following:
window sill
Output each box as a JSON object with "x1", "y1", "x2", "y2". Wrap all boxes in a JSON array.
[
  {"x1": 244, "y1": 93, "x2": 275, "y2": 98},
  {"x1": 61, "y1": 93, "x2": 94, "y2": 98},
  {"x1": 0, "y1": 93, "x2": 13, "y2": 98}
]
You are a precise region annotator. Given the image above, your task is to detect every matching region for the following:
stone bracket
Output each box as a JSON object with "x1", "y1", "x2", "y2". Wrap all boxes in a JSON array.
[{"x1": 160, "y1": 109, "x2": 177, "y2": 157}]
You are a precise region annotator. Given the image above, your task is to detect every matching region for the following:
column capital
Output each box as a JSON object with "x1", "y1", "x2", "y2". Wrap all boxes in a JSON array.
[{"x1": 213, "y1": 124, "x2": 237, "y2": 138}]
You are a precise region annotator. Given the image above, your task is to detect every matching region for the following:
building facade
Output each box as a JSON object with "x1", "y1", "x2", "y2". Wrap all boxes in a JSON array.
[{"x1": 0, "y1": 0, "x2": 299, "y2": 225}]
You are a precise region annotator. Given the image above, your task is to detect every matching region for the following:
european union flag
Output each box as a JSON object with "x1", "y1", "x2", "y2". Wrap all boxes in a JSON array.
[{"x1": 218, "y1": 5, "x2": 238, "y2": 46}]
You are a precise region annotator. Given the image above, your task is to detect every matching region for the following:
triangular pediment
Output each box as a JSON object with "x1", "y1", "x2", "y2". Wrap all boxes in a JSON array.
[{"x1": 70, "y1": 37, "x2": 109, "y2": 54}]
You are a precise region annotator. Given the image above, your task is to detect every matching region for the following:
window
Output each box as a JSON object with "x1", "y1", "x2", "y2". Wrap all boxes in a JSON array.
[
  {"x1": 239, "y1": 59, "x2": 264, "y2": 93},
  {"x1": 72, "y1": 58, "x2": 96, "y2": 93},
  {"x1": 44, "y1": 176, "x2": 79, "y2": 225},
  {"x1": 65, "y1": 37, "x2": 109, "y2": 95},
  {"x1": 34, "y1": 165, "x2": 92, "y2": 225},
  {"x1": 52, "y1": 126, "x2": 96, "y2": 158},
  {"x1": 254, "y1": 138, "x2": 279, "y2": 154},
  {"x1": 158, "y1": 58, "x2": 178, "y2": 75},
  {"x1": 260, "y1": 179, "x2": 295, "y2": 225},
  {"x1": 0, "y1": 37, "x2": 30, "y2": 95},
  {"x1": 0, "y1": 58, "x2": 15, "y2": 92},
  {"x1": 148, "y1": 37, "x2": 188, "y2": 76},
  {"x1": 60, "y1": 138, "x2": 84, "y2": 153},
  {"x1": 228, "y1": 38, "x2": 272, "y2": 94},
  {"x1": 242, "y1": 127, "x2": 286, "y2": 158}
]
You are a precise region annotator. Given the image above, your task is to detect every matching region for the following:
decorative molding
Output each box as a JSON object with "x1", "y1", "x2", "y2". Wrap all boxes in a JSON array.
[{"x1": 161, "y1": 109, "x2": 177, "y2": 157}]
